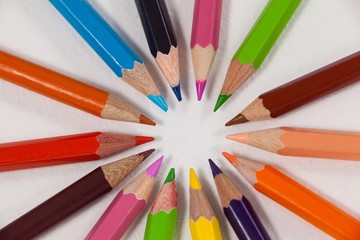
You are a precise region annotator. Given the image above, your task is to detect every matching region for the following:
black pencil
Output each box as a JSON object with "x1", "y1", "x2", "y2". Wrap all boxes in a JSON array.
[{"x1": 135, "y1": 0, "x2": 181, "y2": 101}]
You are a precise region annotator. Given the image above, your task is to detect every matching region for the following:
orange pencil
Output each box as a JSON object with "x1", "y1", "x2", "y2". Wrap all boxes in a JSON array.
[
  {"x1": 0, "y1": 50, "x2": 155, "y2": 125},
  {"x1": 223, "y1": 152, "x2": 360, "y2": 240},
  {"x1": 227, "y1": 127, "x2": 360, "y2": 160}
]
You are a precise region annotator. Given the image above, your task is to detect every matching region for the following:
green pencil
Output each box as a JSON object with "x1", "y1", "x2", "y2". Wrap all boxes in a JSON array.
[
  {"x1": 214, "y1": 0, "x2": 302, "y2": 111},
  {"x1": 144, "y1": 168, "x2": 178, "y2": 240}
]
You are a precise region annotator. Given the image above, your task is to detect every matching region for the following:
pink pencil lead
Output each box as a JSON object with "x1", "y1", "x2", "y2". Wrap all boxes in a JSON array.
[{"x1": 146, "y1": 156, "x2": 164, "y2": 177}]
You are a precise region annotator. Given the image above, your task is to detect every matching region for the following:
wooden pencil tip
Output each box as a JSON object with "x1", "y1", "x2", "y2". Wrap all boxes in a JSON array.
[
  {"x1": 225, "y1": 113, "x2": 249, "y2": 126},
  {"x1": 222, "y1": 152, "x2": 238, "y2": 164},
  {"x1": 140, "y1": 114, "x2": 156, "y2": 126},
  {"x1": 227, "y1": 133, "x2": 248, "y2": 143},
  {"x1": 135, "y1": 136, "x2": 155, "y2": 146},
  {"x1": 138, "y1": 149, "x2": 155, "y2": 160},
  {"x1": 189, "y1": 168, "x2": 201, "y2": 190}
]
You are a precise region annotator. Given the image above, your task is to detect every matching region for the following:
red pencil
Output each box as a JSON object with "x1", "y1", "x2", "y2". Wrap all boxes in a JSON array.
[{"x1": 0, "y1": 132, "x2": 154, "y2": 171}]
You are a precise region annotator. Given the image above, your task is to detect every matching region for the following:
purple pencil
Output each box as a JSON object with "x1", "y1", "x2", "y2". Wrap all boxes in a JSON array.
[{"x1": 209, "y1": 159, "x2": 270, "y2": 240}]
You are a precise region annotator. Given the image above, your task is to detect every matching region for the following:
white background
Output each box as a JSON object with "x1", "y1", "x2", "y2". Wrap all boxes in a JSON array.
[{"x1": 0, "y1": 0, "x2": 360, "y2": 239}]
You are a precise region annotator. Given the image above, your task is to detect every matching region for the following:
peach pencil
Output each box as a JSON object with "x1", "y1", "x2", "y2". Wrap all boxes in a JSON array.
[
  {"x1": 86, "y1": 156, "x2": 163, "y2": 240},
  {"x1": 227, "y1": 127, "x2": 360, "y2": 160}
]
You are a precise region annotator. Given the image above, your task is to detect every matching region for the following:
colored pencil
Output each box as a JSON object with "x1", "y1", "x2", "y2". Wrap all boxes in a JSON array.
[
  {"x1": 223, "y1": 152, "x2": 360, "y2": 239},
  {"x1": 0, "y1": 50, "x2": 156, "y2": 125},
  {"x1": 86, "y1": 156, "x2": 163, "y2": 240},
  {"x1": 214, "y1": 0, "x2": 301, "y2": 111},
  {"x1": 226, "y1": 51, "x2": 360, "y2": 126},
  {"x1": 0, "y1": 149, "x2": 154, "y2": 240},
  {"x1": 191, "y1": 0, "x2": 222, "y2": 100},
  {"x1": 49, "y1": 0, "x2": 168, "y2": 111},
  {"x1": 0, "y1": 132, "x2": 154, "y2": 172},
  {"x1": 227, "y1": 127, "x2": 360, "y2": 160},
  {"x1": 135, "y1": 0, "x2": 181, "y2": 101},
  {"x1": 208, "y1": 159, "x2": 270, "y2": 240},
  {"x1": 189, "y1": 168, "x2": 222, "y2": 240},
  {"x1": 144, "y1": 168, "x2": 178, "y2": 240}
]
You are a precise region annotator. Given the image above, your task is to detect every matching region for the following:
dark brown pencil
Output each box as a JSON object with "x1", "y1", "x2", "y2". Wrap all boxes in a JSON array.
[
  {"x1": 226, "y1": 51, "x2": 360, "y2": 126},
  {"x1": 0, "y1": 149, "x2": 154, "y2": 240}
]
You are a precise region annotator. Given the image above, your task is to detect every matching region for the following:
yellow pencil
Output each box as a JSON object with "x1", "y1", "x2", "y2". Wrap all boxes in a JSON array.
[{"x1": 189, "y1": 168, "x2": 222, "y2": 240}]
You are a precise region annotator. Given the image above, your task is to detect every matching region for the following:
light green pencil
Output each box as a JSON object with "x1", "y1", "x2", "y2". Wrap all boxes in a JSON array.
[
  {"x1": 214, "y1": 0, "x2": 302, "y2": 111},
  {"x1": 144, "y1": 168, "x2": 178, "y2": 240}
]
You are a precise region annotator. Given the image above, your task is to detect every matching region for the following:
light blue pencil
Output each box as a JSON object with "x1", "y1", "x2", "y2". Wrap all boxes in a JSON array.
[{"x1": 49, "y1": 0, "x2": 168, "y2": 111}]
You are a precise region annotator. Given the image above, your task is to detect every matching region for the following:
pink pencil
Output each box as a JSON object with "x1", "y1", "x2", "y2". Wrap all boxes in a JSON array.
[
  {"x1": 85, "y1": 156, "x2": 163, "y2": 240},
  {"x1": 191, "y1": 0, "x2": 223, "y2": 100}
]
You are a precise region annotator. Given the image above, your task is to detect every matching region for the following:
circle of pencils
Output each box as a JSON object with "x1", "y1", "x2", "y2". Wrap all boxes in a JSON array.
[
  {"x1": 226, "y1": 51, "x2": 360, "y2": 126},
  {"x1": 0, "y1": 150, "x2": 154, "y2": 240},
  {"x1": 223, "y1": 152, "x2": 360, "y2": 239},
  {"x1": 144, "y1": 168, "x2": 178, "y2": 240},
  {"x1": 189, "y1": 168, "x2": 222, "y2": 240},
  {"x1": 227, "y1": 127, "x2": 360, "y2": 160},
  {"x1": 49, "y1": 0, "x2": 168, "y2": 111},
  {"x1": 209, "y1": 159, "x2": 270, "y2": 240},
  {"x1": 0, "y1": 132, "x2": 154, "y2": 172},
  {"x1": 214, "y1": 0, "x2": 302, "y2": 111},
  {"x1": 135, "y1": 0, "x2": 182, "y2": 101},
  {"x1": 85, "y1": 156, "x2": 163, "y2": 240},
  {"x1": 0, "y1": 50, "x2": 156, "y2": 125}
]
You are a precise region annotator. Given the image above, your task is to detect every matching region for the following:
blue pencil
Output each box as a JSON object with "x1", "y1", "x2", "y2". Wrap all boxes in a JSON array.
[{"x1": 49, "y1": 0, "x2": 168, "y2": 111}]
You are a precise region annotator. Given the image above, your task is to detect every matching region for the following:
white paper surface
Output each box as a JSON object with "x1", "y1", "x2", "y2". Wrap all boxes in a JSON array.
[{"x1": 0, "y1": 0, "x2": 359, "y2": 239}]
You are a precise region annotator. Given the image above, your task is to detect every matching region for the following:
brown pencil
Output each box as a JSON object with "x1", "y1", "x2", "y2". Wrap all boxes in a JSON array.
[
  {"x1": 0, "y1": 149, "x2": 155, "y2": 240},
  {"x1": 226, "y1": 51, "x2": 360, "y2": 126},
  {"x1": 227, "y1": 127, "x2": 360, "y2": 160},
  {"x1": 0, "y1": 50, "x2": 155, "y2": 125},
  {"x1": 0, "y1": 132, "x2": 154, "y2": 171}
]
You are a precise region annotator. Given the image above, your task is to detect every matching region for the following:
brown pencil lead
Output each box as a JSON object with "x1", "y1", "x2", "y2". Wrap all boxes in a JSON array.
[
  {"x1": 140, "y1": 114, "x2": 156, "y2": 126},
  {"x1": 138, "y1": 149, "x2": 156, "y2": 159},
  {"x1": 225, "y1": 113, "x2": 248, "y2": 126}
]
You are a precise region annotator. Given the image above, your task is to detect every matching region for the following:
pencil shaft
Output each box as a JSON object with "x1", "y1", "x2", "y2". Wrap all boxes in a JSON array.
[
  {"x1": 0, "y1": 50, "x2": 107, "y2": 116},
  {"x1": 261, "y1": 51, "x2": 360, "y2": 118},
  {"x1": 255, "y1": 165, "x2": 360, "y2": 239},
  {"x1": 0, "y1": 168, "x2": 111, "y2": 240},
  {"x1": 224, "y1": 198, "x2": 270, "y2": 240}
]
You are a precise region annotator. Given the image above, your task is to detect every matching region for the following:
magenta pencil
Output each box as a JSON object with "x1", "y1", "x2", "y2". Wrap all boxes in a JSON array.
[
  {"x1": 85, "y1": 156, "x2": 163, "y2": 240},
  {"x1": 191, "y1": 0, "x2": 223, "y2": 100}
]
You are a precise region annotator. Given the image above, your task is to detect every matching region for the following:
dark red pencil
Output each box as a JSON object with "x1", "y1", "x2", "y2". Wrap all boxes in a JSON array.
[
  {"x1": 0, "y1": 132, "x2": 154, "y2": 171},
  {"x1": 0, "y1": 149, "x2": 154, "y2": 240}
]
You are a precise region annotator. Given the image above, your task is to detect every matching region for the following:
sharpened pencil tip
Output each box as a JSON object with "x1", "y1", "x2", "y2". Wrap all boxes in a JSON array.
[
  {"x1": 148, "y1": 95, "x2": 168, "y2": 112},
  {"x1": 135, "y1": 136, "x2": 155, "y2": 146},
  {"x1": 208, "y1": 159, "x2": 222, "y2": 178},
  {"x1": 138, "y1": 149, "x2": 155, "y2": 160},
  {"x1": 146, "y1": 156, "x2": 163, "y2": 177},
  {"x1": 171, "y1": 84, "x2": 182, "y2": 101},
  {"x1": 189, "y1": 168, "x2": 201, "y2": 190},
  {"x1": 214, "y1": 94, "x2": 231, "y2": 112},
  {"x1": 226, "y1": 113, "x2": 249, "y2": 126},
  {"x1": 222, "y1": 152, "x2": 238, "y2": 164},
  {"x1": 164, "y1": 168, "x2": 175, "y2": 183},
  {"x1": 196, "y1": 80, "x2": 206, "y2": 101},
  {"x1": 227, "y1": 133, "x2": 248, "y2": 143},
  {"x1": 140, "y1": 115, "x2": 156, "y2": 126}
]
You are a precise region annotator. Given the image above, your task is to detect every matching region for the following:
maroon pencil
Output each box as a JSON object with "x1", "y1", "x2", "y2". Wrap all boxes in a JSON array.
[
  {"x1": 226, "y1": 51, "x2": 360, "y2": 126},
  {"x1": 0, "y1": 149, "x2": 154, "y2": 240}
]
